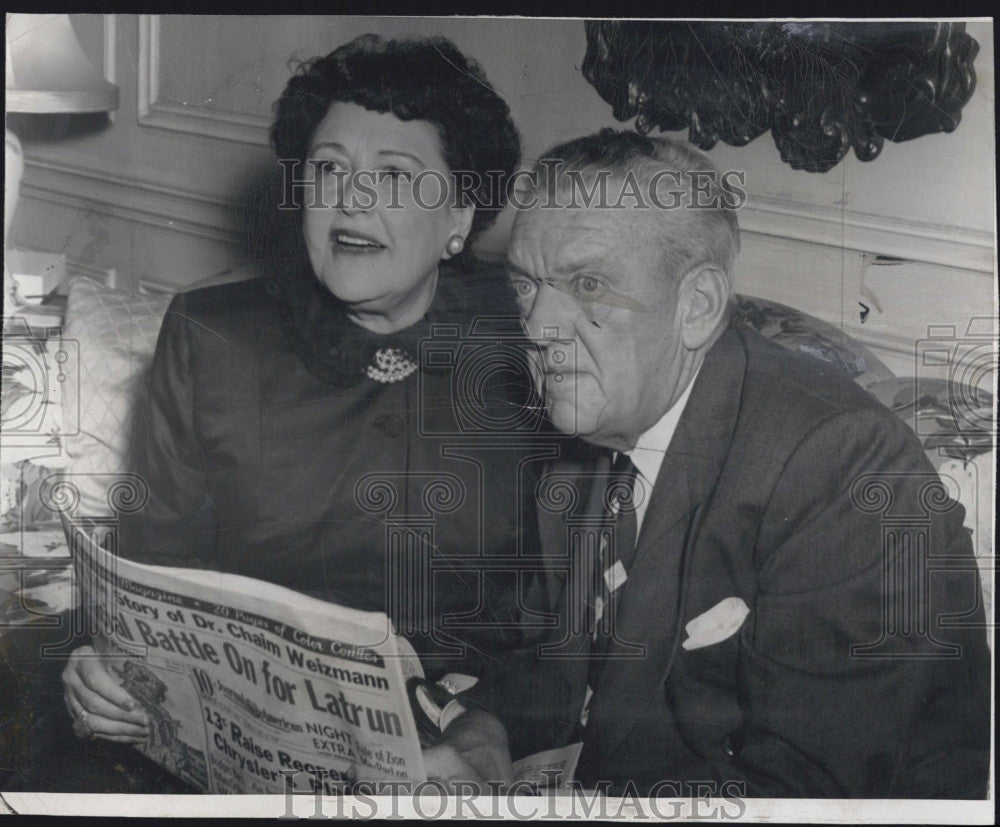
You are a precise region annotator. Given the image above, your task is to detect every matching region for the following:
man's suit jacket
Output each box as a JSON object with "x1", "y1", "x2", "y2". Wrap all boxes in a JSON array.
[{"x1": 497, "y1": 322, "x2": 990, "y2": 798}]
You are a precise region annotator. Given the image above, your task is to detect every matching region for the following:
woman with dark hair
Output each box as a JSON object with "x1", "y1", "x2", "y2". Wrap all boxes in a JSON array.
[{"x1": 57, "y1": 34, "x2": 532, "y2": 788}]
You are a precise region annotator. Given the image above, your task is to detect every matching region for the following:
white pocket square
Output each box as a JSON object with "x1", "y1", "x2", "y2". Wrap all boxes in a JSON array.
[{"x1": 682, "y1": 597, "x2": 750, "y2": 651}]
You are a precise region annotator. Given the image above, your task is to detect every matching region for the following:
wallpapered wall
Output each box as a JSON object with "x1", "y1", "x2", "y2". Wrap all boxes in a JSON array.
[{"x1": 11, "y1": 15, "x2": 996, "y2": 379}]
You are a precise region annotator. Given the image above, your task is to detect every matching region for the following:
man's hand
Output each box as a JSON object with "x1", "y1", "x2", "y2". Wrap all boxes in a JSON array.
[
  {"x1": 62, "y1": 645, "x2": 150, "y2": 743},
  {"x1": 422, "y1": 707, "x2": 514, "y2": 792}
]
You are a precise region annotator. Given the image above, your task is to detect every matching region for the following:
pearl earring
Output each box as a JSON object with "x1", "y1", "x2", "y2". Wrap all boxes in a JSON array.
[{"x1": 446, "y1": 234, "x2": 465, "y2": 256}]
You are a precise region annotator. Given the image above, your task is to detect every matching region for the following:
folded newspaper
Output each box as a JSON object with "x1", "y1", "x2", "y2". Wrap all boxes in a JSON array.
[{"x1": 67, "y1": 519, "x2": 580, "y2": 794}]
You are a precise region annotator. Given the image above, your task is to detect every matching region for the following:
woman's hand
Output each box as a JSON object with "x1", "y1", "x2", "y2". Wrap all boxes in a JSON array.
[
  {"x1": 61, "y1": 645, "x2": 150, "y2": 743},
  {"x1": 422, "y1": 708, "x2": 515, "y2": 792}
]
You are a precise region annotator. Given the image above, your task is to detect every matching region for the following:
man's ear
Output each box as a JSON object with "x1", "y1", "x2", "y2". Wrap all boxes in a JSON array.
[{"x1": 678, "y1": 264, "x2": 731, "y2": 350}]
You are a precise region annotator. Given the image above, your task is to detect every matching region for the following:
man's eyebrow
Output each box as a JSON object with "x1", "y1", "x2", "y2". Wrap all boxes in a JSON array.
[
  {"x1": 505, "y1": 263, "x2": 534, "y2": 279},
  {"x1": 552, "y1": 253, "x2": 604, "y2": 274},
  {"x1": 506, "y1": 255, "x2": 607, "y2": 279}
]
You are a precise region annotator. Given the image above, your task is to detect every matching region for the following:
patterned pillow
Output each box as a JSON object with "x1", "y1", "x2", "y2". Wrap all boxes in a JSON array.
[
  {"x1": 733, "y1": 294, "x2": 894, "y2": 388},
  {"x1": 59, "y1": 278, "x2": 172, "y2": 516}
]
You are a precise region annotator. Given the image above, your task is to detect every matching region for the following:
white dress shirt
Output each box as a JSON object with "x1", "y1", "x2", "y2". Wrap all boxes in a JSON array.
[{"x1": 619, "y1": 365, "x2": 701, "y2": 536}]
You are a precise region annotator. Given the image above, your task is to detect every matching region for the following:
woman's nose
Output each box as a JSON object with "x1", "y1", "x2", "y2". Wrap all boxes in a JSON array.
[{"x1": 338, "y1": 172, "x2": 375, "y2": 215}]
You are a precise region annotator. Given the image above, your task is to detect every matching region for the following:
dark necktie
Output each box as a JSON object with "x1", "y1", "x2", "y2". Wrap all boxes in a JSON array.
[
  {"x1": 588, "y1": 452, "x2": 639, "y2": 665},
  {"x1": 608, "y1": 452, "x2": 639, "y2": 572},
  {"x1": 578, "y1": 452, "x2": 640, "y2": 731}
]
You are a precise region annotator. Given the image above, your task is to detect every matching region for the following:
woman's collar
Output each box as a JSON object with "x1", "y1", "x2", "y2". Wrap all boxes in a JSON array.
[{"x1": 269, "y1": 258, "x2": 512, "y2": 386}]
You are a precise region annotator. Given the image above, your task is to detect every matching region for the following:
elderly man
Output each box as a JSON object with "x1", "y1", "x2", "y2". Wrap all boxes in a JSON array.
[{"x1": 459, "y1": 128, "x2": 989, "y2": 799}]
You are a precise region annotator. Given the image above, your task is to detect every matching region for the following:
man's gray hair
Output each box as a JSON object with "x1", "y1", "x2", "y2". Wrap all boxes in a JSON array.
[{"x1": 527, "y1": 128, "x2": 741, "y2": 281}]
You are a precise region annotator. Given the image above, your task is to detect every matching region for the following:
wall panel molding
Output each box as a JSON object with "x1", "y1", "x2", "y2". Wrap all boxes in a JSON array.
[
  {"x1": 22, "y1": 158, "x2": 238, "y2": 245},
  {"x1": 24, "y1": 156, "x2": 995, "y2": 283},
  {"x1": 741, "y1": 195, "x2": 995, "y2": 275},
  {"x1": 137, "y1": 14, "x2": 271, "y2": 147}
]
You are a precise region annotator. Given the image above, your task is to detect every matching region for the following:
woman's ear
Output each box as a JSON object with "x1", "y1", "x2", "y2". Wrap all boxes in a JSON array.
[
  {"x1": 678, "y1": 263, "x2": 732, "y2": 350},
  {"x1": 442, "y1": 205, "x2": 476, "y2": 259}
]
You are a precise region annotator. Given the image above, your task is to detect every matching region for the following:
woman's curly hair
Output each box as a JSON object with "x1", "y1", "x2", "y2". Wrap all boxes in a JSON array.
[{"x1": 271, "y1": 34, "x2": 521, "y2": 242}]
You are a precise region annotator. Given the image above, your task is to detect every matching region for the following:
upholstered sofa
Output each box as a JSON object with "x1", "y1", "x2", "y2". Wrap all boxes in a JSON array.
[{"x1": 1, "y1": 272, "x2": 994, "y2": 791}]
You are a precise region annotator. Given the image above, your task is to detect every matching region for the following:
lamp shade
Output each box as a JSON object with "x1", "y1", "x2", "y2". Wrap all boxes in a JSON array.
[{"x1": 5, "y1": 13, "x2": 118, "y2": 113}]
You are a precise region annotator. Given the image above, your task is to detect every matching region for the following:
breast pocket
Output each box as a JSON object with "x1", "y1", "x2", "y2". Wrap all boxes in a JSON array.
[
  {"x1": 667, "y1": 620, "x2": 748, "y2": 756},
  {"x1": 678, "y1": 624, "x2": 744, "y2": 689}
]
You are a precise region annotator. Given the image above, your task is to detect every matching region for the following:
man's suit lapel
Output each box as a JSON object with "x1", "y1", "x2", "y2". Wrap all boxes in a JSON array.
[
  {"x1": 583, "y1": 325, "x2": 748, "y2": 761},
  {"x1": 535, "y1": 487, "x2": 571, "y2": 617},
  {"x1": 534, "y1": 443, "x2": 604, "y2": 617}
]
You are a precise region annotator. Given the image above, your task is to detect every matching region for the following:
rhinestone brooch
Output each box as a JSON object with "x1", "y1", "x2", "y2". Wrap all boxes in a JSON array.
[{"x1": 366, "y1": 347, "x2": 418, "y2": 383}]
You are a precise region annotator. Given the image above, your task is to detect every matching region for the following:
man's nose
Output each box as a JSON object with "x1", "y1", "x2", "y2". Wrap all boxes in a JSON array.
[{"x1": 524, "y1": 280, "x2": 574, "y2": 339}]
